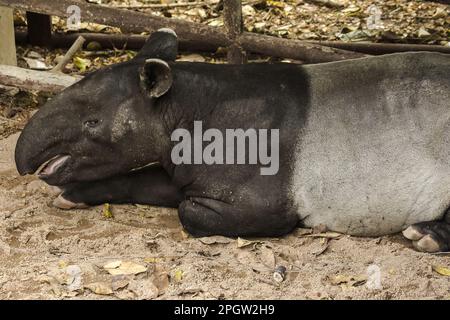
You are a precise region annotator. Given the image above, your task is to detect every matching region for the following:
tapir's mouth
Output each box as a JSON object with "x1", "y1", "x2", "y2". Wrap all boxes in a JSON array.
[{"x1": 37, "y1": 155, "x2": 71, "y2": 178}]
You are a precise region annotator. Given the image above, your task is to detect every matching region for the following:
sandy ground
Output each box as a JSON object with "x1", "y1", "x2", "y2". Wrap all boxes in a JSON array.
[{"x1": 0, "y1": 132, "x2": 449, "y2": 300}]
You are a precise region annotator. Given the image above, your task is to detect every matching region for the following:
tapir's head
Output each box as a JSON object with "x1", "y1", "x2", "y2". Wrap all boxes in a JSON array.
[{"x1": 15, "y1": 28, "x2": 178, "y2": 186}]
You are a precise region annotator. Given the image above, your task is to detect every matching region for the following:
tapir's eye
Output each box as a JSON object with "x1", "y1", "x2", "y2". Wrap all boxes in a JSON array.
[{"x1": 84, "y1": 119, "x2": 100, "y2": 128}]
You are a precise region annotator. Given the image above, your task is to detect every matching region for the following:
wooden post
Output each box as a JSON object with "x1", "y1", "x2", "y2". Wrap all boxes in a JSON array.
[
  {"x1": 26, "y1": 12, "x2": 52, "y2": 46},
  {"x1": 223, "y1": 0, "x2": 246, "y2": 64},
  {"x1": 0, "y1": 6, "x2": 17, "y2": 66}
]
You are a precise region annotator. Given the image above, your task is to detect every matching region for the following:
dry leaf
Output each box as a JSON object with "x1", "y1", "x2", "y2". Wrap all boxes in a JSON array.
[
  {"x1": 342, "y1": 5, "x2": 360, "y2": 14},
  {"x1": 198, "y1": 236, "x2": 232, "y2": 245},
  {"x1": 432, "y1": 265, "x2": 450, "y2": 276},
  {"x1": 23, "y1": 57, "x2": 50, "y2": 70},
  {"x1": 267, "y1": 1, "x2": 285, "y2": 8},
  {"x1": 260, "y1": 246, "x2": 276, "y2": 268},
  {"x1": 306, "y1": 232, "x2": 342, "y2": 239},
  {"x1": 152, "y1": 270, "x2": 169, "y2": 294},
  {"x1": 128, "y1": 279, "x2": 159, "y2": 300},
  {"x1": 103, "y1": 260, "x2": 122, "y2": 269},
  {"x1": 65, "y1": 265, "x2": 82, "y2": 292},
  {"x1": 111, "y1": 275, "x2": 130, "y2": 291},
  {"x1": 237, "y1": 237, "x2": 259, "y2": 248},
  {"x1": 37, "y1": 275, "x2": 63, "y2": 296},
  {"x1": 312, "y1": 239, "x2": 329, "y2": 256},
  {"x1": 328, "y1": 274, "x2": 367, "y2": 287},
  {"x1": 177, "y1": 54, "x2": 206, "y2": 62},
  {"x1": 295, "y1": 228, "x2": 313, "y2": 236},
  {"x1": 144, "y1": 257, "x2": 164, "y2": 263},
  {"x1": 418, "y1": 27, "x2": 431, "y2": 38},
  {"x1": 242, "y1": 5, "x2": 256, "y2": 16},
  {"x1": 102, "y1": 203, "x2": 113, "y2": 218},
  {"x1": 73, "y1": 57, "x2": 91, "y2": 72},
  {"x1": 173, "y1": 269, "x2": 183, "y2": 282},
  {"x1": 103, "y1": 261, "x2": 147, "y2": 276},
  {"x1": 85, "y1": 282, "x2": 113, "y2": 295}
]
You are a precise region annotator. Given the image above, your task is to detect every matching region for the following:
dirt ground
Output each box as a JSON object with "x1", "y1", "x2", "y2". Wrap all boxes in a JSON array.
[{"x1": 0, "y1": 131, "x2": 449, "y2": 300}]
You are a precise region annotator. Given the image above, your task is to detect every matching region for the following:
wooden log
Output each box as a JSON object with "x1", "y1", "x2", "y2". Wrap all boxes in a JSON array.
[
  {"x1": 310, "y1": 41, "x2": 450, "y2": 55},
  {"x1": 1, "y1": 0, "x2": 366, "y2": 63},
  {"x1": 238, "y1": 33, "x2": 366, "y2": 63},
  {"x1": 223, "y1": 0, "x2": 246, "y2": 64},
  {"x1": 0, "y1": 6, "x2": 17, "y2": 66},
  {"x1": 112, "y1": 1, "x2": 220, "y2": 9},
  {"x1": 15, "y1": 31, "x2": 218, "y2": 52},
  {"x1": 16, "y1": 31, "x2": 449, "y2": 58},
  {"x1": 26, "y1": 12, "x2": 52, "y2": 46},
  {"x1": 0, "y1": 64, "x2": 81, "y2": 93}
]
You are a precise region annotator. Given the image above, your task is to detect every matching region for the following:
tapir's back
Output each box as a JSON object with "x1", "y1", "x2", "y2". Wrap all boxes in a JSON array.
[{"x1": 289, "y1": 52, "x2": 450, "y2": 236}]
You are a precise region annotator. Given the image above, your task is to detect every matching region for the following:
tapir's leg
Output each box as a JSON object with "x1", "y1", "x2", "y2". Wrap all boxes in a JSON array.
[
  {"x1": 178, "y1": 197, "x2": 298, "y2": 237},
  {"x1": 402, "y1": 211, "x2": 450, "y2": 252},
  {"x1": 53, "y1": 165, "x2": 183, "y2": 209}
]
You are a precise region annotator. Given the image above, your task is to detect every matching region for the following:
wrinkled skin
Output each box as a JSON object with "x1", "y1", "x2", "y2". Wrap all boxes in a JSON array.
[{"x1": 15, "y1": 29, "x2": 450, "y2": 252}]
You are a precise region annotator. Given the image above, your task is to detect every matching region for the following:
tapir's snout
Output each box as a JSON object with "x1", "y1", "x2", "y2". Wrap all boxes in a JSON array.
[
  {"x1": 15, "y1": 130, "x2": 36, "y2": 176},
  {"x1": 14, "y1": 104, "x2": 72, "y2": 179}
]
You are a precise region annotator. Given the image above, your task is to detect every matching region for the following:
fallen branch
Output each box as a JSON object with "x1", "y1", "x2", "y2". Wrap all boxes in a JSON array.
[
  {"x1": 51, "y1": 35, "x2": 85, "y2": 73},
  {"x1": 15, "y1": 31, "x2": 450, "y2": 57},
  {"x1": 0, "y1": 64, "x2": 81, "y2": 93},
  {"x1": 2, "y1": 0, "x2": 366, "y2": 63},
  {"x1": 310, "y1": 41, "x2": 450, "y2": 55},
  {"x1": 15, "y1": 31, "x2": 218, "y2": 52},
  {"x1": 112, "y1": 1, "x2": 219, "y2": 9},
  {"x1": 114, "y1": 0, "x2": 261, "y2": 9},
  {"x1": 238, "y1": 33, "x2": 366, "y2": 63}
]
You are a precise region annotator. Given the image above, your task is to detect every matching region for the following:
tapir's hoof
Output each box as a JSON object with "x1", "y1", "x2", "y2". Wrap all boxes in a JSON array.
[
  {"x1": 402, "y1": 222, "x2": 450, "y2": 253},
  {"x1": 53, "y1": 194, "x2": 88, "y2": 210}
]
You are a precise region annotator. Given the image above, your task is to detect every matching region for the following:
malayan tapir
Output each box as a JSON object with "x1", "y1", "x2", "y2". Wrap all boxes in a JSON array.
[{"x1": 14, "y1": 28, "x2": 450, "y2": 252}]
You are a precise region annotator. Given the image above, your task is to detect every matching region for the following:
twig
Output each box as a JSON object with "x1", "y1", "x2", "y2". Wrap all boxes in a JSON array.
[
  {"x1": 305, "y1": 0, "x2": 346, "y2": 9},
  {"x1": 112, "y1": 1, "x2": 219, "y2": 9},
  {"x1": 51, "y1": 36, "x2": 85, "y2": 73}
]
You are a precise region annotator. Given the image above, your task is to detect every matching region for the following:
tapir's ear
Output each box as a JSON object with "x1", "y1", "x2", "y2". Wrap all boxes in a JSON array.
[
  {"x1": 134, "y1": 28, "x2": 178, "y2": 61},
  {"x1": 139, "y1": 58, "x2": 173, "y2": 98}
]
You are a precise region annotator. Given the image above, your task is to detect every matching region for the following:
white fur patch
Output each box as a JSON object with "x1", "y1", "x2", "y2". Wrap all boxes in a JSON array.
[
  {"x1": 145, "y1": 58, "x2": 170, "y2": 69},
  {"x1": 157, "y1": 28, "x2": 177, "y2": 37},
  {"x1": 111, "y1": 100, "x2": 138, "y2": 142},
  {"x1": 289, "y1": 67, "x2": 450, "y2": 236}
]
